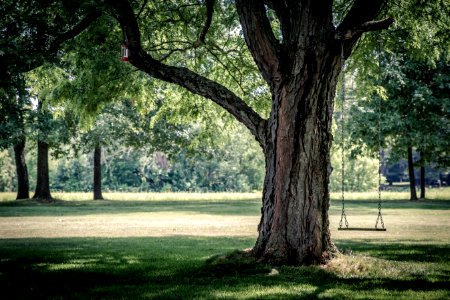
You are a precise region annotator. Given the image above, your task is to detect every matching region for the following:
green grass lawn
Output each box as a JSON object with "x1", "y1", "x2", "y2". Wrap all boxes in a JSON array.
[{"x1": 0, "y1": 190, "x2": 449, "y2": 299}]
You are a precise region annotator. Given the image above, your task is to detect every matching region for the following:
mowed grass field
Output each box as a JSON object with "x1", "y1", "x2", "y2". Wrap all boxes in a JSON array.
[{"x1": 0, "y1": 189, "x2": 449, "y2": 299}]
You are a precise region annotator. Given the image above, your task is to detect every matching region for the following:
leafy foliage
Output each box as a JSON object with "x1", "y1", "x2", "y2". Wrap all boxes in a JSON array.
[
  {"x1": 344, "y1": 0, "x2": 450, "y2": 171},
  {"x1": 0, "y1": 149, "x2": 16, "y2": 192},
  {"x1": 135, "y1": 0, "x2": 271, "y2": 119}
]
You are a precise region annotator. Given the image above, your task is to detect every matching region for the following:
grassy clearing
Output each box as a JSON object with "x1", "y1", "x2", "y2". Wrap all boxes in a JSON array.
[{"x1": 0, "y1": 190, "x2": 449, "y2": 299}]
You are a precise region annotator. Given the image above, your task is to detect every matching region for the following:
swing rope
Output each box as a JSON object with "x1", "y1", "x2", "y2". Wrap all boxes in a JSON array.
[
  {"x1": 338, "y1": 42, "x2": 349, "y2": 230},
  {"x1": 375, "y1": 33, "x2": 385, "y2": 230},
  {"x1": 338, "y1": 36, "x2": 386, "y2": 232}
]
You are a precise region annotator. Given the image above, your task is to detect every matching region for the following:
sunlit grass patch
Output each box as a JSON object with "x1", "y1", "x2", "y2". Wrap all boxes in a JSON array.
[
  {"x1": 211, "y1": 283, "x2": 319, "y2": 299},
  {"x1": 0, "y1": 191, "x2": 262, "y2": 203},
  {"x1": 0, "y1": 192, "x2": 16, "y2": 201},
  {"x1": 322, "y1": 251, "x2": 450, "y2": 299},
  {"x1": 325, "y1": 252, "x2": 434, "y2": 279},
  {"x1": 53, "y1": 191, "x2": 262, "y2": 202}
]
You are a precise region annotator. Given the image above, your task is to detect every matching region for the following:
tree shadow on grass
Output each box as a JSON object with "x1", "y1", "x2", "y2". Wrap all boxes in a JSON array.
[
  {"x1": 336, "y1": 239, "x2": 450, "y2": 263},
  {"x1": 0, "y1": 237, "x2": 449, "y2": 299}
]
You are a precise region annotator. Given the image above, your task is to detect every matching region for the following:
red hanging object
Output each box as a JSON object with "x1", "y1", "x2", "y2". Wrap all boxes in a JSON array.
[{"x1": 120, "y1": 44, "x2": 129, "y2": 62}]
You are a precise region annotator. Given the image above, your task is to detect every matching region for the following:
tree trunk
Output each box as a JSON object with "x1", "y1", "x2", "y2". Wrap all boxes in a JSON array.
[
  {"x1": 33, "y1": 140, "x2": 52, "y2": 201},
  {"x1": 11, "y1": 75, "x2": 29, "y2": 200},
  {"x1": 420, "y1": 164, "x2": 425, "y2": 199},
  {"x1": 252, "y1": 57, "x2": 339, "y2": 265},
  {"x1": 93, "y1": 145, "x2": 104, "y2": 200},
  {"x1": 13, "y1": 139, "x2": 30, "y2": 199},
  {"x1": 407, "y1": 146, "x2": 418, "y2": 201}
]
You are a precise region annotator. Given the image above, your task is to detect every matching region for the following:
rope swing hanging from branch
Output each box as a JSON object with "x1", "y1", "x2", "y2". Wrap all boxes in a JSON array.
[{"x1": 338, "y1": 34, "x2": 386, "y2": 232}]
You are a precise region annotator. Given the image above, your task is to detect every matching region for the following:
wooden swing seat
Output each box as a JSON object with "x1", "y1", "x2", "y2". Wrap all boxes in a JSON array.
[{"x1": 338, "y1": 227, "x2": 386, "y2": 231}]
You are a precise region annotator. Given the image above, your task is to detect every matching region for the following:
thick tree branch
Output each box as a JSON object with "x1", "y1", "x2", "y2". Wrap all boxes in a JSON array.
[
  {"x1": 336, "y1": 0, "x2": 391, "y2": 58},
  {"x1": 104, "y1": 0, "x2": 267, "y2": 146},
  {"x1": 193, "y1": 0, "x2": 214, "y2": 48},
  {"x1": 9, "y1": 8, "x2": 102, "y2": 74},
  {"x1": 235, "y1": 0, "x2": 281, "y2": 86},
  {"x1": 49, "y1": 10, "x2": 102, "y2": 54},
  {"x1": 337, "y1": 0, "x2": 389, "y2": 32},
  {"x1": 335, "y1": 17, "x2": 394, "y2": 40}
]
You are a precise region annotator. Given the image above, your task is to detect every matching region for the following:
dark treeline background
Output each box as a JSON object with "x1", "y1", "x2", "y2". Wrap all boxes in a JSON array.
[{"x1": 0, "y1": 126, "x2": 265, "y2": 193}]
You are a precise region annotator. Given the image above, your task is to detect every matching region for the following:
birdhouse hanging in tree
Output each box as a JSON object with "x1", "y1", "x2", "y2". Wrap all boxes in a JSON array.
[
  {"x1": 120, "y1": 27, "x2": 130, "y2": 62},
  {"x1": 120, "y1": 43, "x2": 129, "y2": 62}
]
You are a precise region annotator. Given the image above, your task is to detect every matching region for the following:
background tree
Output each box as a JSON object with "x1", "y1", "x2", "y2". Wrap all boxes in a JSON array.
[
  {"x1": 47, "y1": 12, "x2": 155, "y2": 199},
  {"x1": 76, "y1": 101, "x2": 160, "y2": 198},
  {"x1": 0, "y1": 74, "x2": 31, "y2": 199},
  {"x1": 25, "y1": 65, "x2": 75, "y2": 201}
]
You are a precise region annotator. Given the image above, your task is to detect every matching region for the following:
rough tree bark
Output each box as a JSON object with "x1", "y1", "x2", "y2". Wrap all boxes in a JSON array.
[
  {"x1": 13, "y1": 139, "x2": 30, "y2": 199},
  {"x1": 105, "y1": 0, "x2": 392, "y2": 265},
  {"x1": 407, "y1": 146, "x2": 418, "y2": 201},
  {"x1": 93, "y1": 145, "x2": 104, "y2": 200},
  {"x1": 235, "y1": 0, "x2": 346, "y2": 264},
  {"x1": 33, "y1": 100, "x2": 52, "y2": 201},
  {"x1": 33, "y1": 140, "x2": 52, "y2": 201}
]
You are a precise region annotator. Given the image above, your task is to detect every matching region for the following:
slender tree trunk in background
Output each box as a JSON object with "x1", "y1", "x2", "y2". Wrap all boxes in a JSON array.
[
  {"x1": 33, "y1": 140, "x2": 52, "y2": 201},
  {"x1": 11, "y1": 75, "x2": 30, "y2": 200},
  {"x1": 33, "y1": 99, "x2": 52, "y2": 201},
  {"x1": 407, "y1": 146, "x2": 418, "y2": 201},
  {"x1": 420, "y1": 164, "x2": 425, "y2": 199},
  {"x1": 13, "y1": 139, "x2": 30, "y2": 199},
  {"x1": 93, "y1": 145, "x2": 104, "y2": 200}
]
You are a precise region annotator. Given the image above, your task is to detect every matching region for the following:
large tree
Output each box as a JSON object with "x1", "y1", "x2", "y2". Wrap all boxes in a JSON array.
[
  {"x1": 26, "y1": 65, "x2": 76, "y2": 201},
  {"x1": 98, "y1": 0, "x2": 393, "y2": 265}
]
